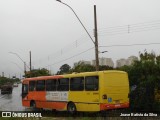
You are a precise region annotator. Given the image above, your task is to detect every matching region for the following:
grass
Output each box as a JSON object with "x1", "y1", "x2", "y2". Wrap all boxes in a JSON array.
[{"x1": 1, "y1": 116, "x2": 159, "y2": 120}]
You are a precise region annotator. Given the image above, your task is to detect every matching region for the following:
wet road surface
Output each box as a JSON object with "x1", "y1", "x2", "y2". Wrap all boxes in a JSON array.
[{"x1": 0, "y1": 83, "x2": 25, "y2": 111}]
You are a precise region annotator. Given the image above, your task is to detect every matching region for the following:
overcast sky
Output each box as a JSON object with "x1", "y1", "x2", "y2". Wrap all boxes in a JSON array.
[{"x1": 0, "y1": 0, "x2": 160, "y2": 78}]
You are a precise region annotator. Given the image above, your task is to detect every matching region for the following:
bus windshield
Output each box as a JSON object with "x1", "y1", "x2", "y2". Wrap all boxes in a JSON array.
[{"x1": 22, "y1": 84, "x2": 28, "y2": 98}]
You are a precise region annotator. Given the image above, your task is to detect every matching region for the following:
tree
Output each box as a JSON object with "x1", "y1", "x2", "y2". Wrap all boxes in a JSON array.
[
  {"x1": 0, "y1": 76, "x2": 20, "y2": 86},
  {"x1": 99, "y1": 65, "x2": 113, "y2": 71},
  {"x1": 70, "y1": 61, "x2": 95, "y2": 73},
  {"x1": 119, "y1": 51, "x2": 160, "y2": 111},
  {"x1": 25, "y1": 68, "x2": 50, "y2": 78},
  {"x1": 57, "y1": 64, "x2": 71, "y2": 75}
]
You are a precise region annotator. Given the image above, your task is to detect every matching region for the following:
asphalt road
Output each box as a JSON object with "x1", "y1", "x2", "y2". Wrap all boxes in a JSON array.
[{"x1": 0, "y1": 83, "x2": 25, "y2": 111}]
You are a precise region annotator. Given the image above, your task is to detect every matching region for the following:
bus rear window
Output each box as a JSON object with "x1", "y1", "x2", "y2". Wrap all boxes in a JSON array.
[{"x1": 85, "y1": 76, "x2": 99, "y2": 91}]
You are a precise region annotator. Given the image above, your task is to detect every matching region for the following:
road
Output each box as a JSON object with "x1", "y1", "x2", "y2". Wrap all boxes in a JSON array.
[{"x1": 0, "y1": 83, "x2": 25, "y2": 111}]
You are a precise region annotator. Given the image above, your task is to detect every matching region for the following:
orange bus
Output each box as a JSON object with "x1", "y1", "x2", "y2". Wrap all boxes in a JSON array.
[{"x1": 22, "y1": 70, "x2": 129, "y2": 113}]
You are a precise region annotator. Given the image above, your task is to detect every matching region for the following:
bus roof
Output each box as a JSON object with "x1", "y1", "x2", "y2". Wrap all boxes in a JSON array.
[
  {"x1": 22, "y1": 70, "x2": 126, "y2": 83},
  {"x1": 22, "y1": 75, "x2": 63, "y2": 82}
]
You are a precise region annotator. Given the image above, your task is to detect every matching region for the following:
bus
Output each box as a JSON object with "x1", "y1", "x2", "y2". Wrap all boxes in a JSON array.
[{"x1": 22, "y1": 70, "x2": 129, "y2": 113}]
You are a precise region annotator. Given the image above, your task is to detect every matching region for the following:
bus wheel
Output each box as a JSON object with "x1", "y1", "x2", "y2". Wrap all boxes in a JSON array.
[{"x1": 67, "y1": 102, "x2": 76, "y2": 114}]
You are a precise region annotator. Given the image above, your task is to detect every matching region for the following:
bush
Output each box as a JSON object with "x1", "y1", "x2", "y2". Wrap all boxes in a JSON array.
[{"x1": 119, "y1": 51, "x2": 160, "y2": 112}]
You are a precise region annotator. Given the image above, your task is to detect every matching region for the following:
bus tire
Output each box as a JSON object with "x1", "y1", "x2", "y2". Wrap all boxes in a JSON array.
[{"x1": 67, "y1": 102, "x2": 76, "y2": 114}]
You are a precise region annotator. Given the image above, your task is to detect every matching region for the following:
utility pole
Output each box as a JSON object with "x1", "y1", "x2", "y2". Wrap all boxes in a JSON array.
[
  {"x1": 30, "y1": 51, "x2": 32, "y2": 72},
  {"x1": 24, "y1": 62, "x2": 26, "y2": 77},
  {"x1": 94, "y1": 5, "x2": 99, "y2": 71},
  {"x1": 29, "y1": 51, "x2": 32, "y2": 77}
]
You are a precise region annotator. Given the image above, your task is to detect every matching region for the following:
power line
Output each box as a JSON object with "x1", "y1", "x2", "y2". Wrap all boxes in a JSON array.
[
  {"x1": 44, "y1": 42, "x2": 160, "y2": 68},
  {"x1": 98, "y1": 20, "x2": 160, "y2": 31},
  {"x1": 32, "y1": 33, "x2": 93, "y2": 63},
  {"x1": 98, "y1": 21, "x2": 160, "y2": 36},
  {"x1": 33, "y1": 20, "x2": 160, "y2": 68},
  {"x1": 99, "y1": 43, "x2": 160, "y2": 48},
  {"x1": 39, "y1": 20, "x2": 160, "y2": 62},
  {"x1": 98, "y1": 26, "x2": 160, "y2": 36},
  {"x1": 44, "y1": 47, "x2": 94, "y2": 68}
]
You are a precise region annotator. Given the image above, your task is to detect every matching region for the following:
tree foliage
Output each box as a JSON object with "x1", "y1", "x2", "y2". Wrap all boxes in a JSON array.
[
  {"x1": 0, "y1": 76, "x2": 20, "y2": 87},
  {"x1": 70, "y1": 61, "x2": 95, "y2": 73},
  {"x1": 119, "y1": 51, "x2": 160, "y2": 111},
  {"x1": 57, "y1": 64, "x2": 71, "y2": 75},
  {"x1": 57, "y1": 62, "x2": 114, "y2": 74},
  {"x1": 25, "y1": 68, "x2": 50, "y2": 78},
  {"x1": 99, "y1": 65, "x2": 113, "y2": 71}
]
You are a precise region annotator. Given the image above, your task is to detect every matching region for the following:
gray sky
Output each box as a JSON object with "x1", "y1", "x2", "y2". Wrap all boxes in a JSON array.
[{"x1": 0, "y1": 0, "x2": 160, "y2": 78}]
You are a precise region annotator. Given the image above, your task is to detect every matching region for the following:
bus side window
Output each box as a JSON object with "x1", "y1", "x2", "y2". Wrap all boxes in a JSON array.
[
  {"x1": 70, "y1": 77, "x2": 84, "y2": 91},
  {"x1": 36, "y1": 80, "x2": 45, "y2": 91},
  {"x1": 57, "y1": 78, "x2": 69, "y2": 91},
  {"x1": 46, "y1": 79, "x2": 57, "y2": 91},
  {"x1": 85, "y1": 76, "x2": 99, "y2": 91},
  {"x1": 29, "y1": 81, "x2": 36, "y2": 91}
]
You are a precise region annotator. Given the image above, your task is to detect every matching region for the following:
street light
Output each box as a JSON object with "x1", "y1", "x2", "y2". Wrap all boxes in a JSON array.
[
  {"x1": 9, "y1": 52, "x2": 29, "y2": 76},
  {"x1": 56, "y1": 0, "x2": 94, "y2": 44},
  {"x1": 56, "y1": 0, "x2": 99, "y2": 71},
  {"x1": 11, "y1": 61, "x2": 24, "y2": 79},
  {"x1": 11, "y1": 61, "x2": 24, "y2": 72},
  {"x1": 9, "y1": 52, "x2": 25, "y2": 63},
  {"x1": 99, "y1": 51, "x2": 108, "y2": 54},
  {"x1": 99, "y1": 51, "x2": 108, "y2": 59}
]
